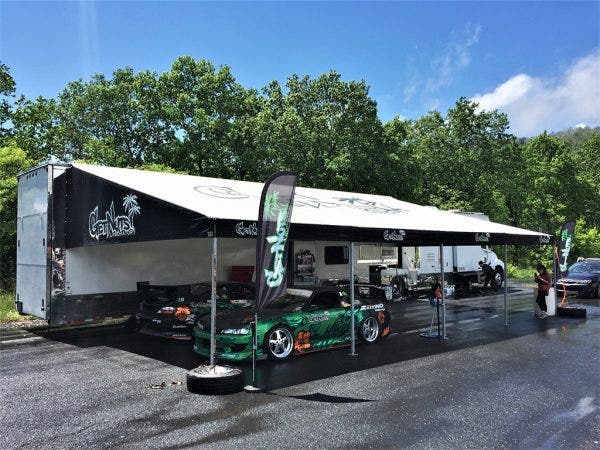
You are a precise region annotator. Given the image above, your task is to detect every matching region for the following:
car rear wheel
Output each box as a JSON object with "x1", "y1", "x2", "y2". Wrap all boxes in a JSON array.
[
  {"x1": 265, "y1": 326, "x2": 294, "y2": 361},
  {"x1": 359, "y1": 316, "x2": 380, "y2": 344}
]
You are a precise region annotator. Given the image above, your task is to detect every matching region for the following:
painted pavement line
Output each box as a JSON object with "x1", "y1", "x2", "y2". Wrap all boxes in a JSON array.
[
  {"x1": 0, "y1": 336, "x2": 45, "y2": 346},
  {"x1": 391, "y1": 313, "x2": 502, "y2": 336}
]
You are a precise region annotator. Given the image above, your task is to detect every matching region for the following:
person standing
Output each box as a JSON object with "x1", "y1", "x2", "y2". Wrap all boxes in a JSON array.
[
  {"x1": 479, "y1": 260, "x2": 497, "y2": 290},
  {"x1": 534, "y1": 263, "x2": 552, "y2": 318}
]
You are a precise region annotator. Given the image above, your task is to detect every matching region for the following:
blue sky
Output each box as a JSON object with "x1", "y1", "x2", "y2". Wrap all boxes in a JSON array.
[{"x1": 1, "y1": 1, "x2": 599, "y2": 136}]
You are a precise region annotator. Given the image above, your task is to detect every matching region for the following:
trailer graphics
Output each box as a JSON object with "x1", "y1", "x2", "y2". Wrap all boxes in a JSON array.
[
  {"x1": 88, "y1": 194, "x2": 140, "y2": 240},
  {"x1": 383, "y1": 230, "x2": 406, "y2": 241}
]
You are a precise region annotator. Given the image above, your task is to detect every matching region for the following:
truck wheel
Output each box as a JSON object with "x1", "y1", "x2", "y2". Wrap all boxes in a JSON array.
[
  {"x1": 390, "y1": 277, "x2": 406, "y2": 299},
  {"x1": 186, "y1": 365, "x2": 244, "y2": 395},
  {"x1": 494, "y1": 268, "x2": 504, "y2": 289}
]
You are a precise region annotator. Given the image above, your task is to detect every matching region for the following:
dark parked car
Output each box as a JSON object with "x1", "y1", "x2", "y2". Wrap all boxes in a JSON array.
[
  {"x1": 136, "y1": 281, "x2": 255, "y2": 340},
  {"x1": 320, "y1": 279, "x2": 391, "y2": 302},
  {"x1": 556, "y1": 258, "x2": 600, "y2": 299}
]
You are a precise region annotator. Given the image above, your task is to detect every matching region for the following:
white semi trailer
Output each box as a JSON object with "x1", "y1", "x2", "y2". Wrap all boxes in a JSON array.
[
  {"x1": 373, "y1": 212, "x2": 505, "y2": 296},
  {"x1": 292, "y1": 236, "x2": 505, "y2": 299}
]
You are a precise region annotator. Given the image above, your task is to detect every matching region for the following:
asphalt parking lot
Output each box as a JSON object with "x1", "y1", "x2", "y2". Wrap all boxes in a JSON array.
[{"x1": 1, "y1": 287, "x2": 599, "y2": 449}]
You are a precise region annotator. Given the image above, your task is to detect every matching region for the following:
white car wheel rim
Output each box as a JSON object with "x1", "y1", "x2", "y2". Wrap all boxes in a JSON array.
[{"x1": 268, "y1": 328, "x2": 293, "y2": 358}]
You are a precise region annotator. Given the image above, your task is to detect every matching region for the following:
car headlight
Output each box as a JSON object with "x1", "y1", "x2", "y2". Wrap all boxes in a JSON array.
[
  {"x1": 185, "y1": 314, "x2": 197, "y2": 323},
  {"x1": 576, "y1": 279, "x2": 592, "y2": 284},
  {"x1": 221, "y1": 328, "x2": 250, "y2": 335}
]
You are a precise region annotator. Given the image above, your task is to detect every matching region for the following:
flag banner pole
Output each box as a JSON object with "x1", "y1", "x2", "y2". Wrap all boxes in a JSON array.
[
  {"x1": 556, "y1": 220, "x2": 576, "y2": 307},
  {"x1": 504, "y1": 244, "x2": 509, "y2": 326},
  {"x1": 252, "y1": 313, "x2": 257, "y2": 385},
  {"x1": 440, "y1": 244, "x2": 447, "y2": 340},
  {"x1": 245, "y1": 171, "x2": 298, "y2": 393},
  {"x1": 209, "y1": 229, "x2": 217, "y2": 367},
  {"x1": 349, "y1": 242, "x2": 357, "y2": 356}
]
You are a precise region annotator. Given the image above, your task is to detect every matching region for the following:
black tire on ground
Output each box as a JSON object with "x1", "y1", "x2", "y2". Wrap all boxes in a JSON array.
[
  {"x1": 358, "y1": 316, "x2": 381, "y2": 344},
  {"x1": 186, "y1": 365, "x2": 244, "y2": 395},
  {"x1": 263, "y1": 325, "x2": 294, "y2": 361},
  {"x1": 556, "y1": 306, "x2": 587, "y2": 318},
  {"x1": 390, "y1": 276, "x2": 406, "y2": 299}
]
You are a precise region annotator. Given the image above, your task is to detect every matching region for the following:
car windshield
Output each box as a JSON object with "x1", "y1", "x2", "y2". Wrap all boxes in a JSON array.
[
  {"x1": 266, "y1": 290, "x2": 312, "y2": 309},
  {"x1": 569, "y1": 261, "x2": 600, "y2": 274}
]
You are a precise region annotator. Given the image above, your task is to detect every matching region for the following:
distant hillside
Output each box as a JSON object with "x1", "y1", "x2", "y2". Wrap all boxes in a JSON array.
[
  {"x1": 518, "y1": 126, "x2": 600, "y2": 148},
  {"x1": 551, "y1": 126, "x2": 600, "y2": 149}
]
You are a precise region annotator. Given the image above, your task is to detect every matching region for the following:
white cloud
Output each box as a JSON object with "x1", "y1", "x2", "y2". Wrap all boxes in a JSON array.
[
  {"x1": 403, "y1": 81, "x2": 418, "y2": 103},
  {"x1": 471, "y1": 51, "x2": 600, "y2": 136},
  {"x1": 427, "y1": 23, "x2": 482, "y2": 92},
  {"x1": 78, "y1": 1, "x2": 100, "y2": 75}
]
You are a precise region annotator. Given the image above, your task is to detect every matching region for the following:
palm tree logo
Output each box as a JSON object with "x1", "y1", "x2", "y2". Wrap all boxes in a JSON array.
[
  {"x1": 264, "y1": 191, "x2": 281, "y2": 219},
  {"x1": 122, "y1": 194, "x2": 141, "y2": 222}
]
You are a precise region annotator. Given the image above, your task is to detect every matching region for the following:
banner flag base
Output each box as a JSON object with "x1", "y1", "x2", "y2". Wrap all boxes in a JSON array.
[
  {"x1": 244, "y1": 385, "x2": 263, "y2": 393},
  {"x1": 557, "y1": 305, "x2": 587, "y2": 318}
]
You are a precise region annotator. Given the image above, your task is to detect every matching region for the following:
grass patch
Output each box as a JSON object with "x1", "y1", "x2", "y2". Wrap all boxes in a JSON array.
[
  {"x1": 0, "y1": 291, "x2": 34, "y2": 323},
  {"x1": 507, "y1": 264, "x2": 549, "y2": 287}
]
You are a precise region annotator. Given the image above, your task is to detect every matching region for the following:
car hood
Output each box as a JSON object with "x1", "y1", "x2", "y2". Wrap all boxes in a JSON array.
[
  {"x1": 197, "y1": 303, "x2": 301, "y2": 330},
  {"x1": 560, "y1": 272, "x2": 598, "y2": 282}
]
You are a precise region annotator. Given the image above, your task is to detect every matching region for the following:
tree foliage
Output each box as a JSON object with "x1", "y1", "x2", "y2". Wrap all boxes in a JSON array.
[
  {"x1": 0, "y1": 62, "x2": 16, "y2": 142},
  {"x1": 1, "y1": 57, "x2": 599, "y2": 284},
  {"x1": 0, "y1": 144, "x2": 33, "y2": 288}
]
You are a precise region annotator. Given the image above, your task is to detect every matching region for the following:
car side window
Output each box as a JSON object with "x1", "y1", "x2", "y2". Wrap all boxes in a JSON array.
[{"x1": 313, "y1": 292, "x2": 341, "y2": 309}]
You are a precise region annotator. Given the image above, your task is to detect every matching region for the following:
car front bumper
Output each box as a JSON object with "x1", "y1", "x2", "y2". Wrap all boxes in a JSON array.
[
  {"x1": 192, "y1": 328, "x2": 254, "y2": 361},
  {"x1": 556, "y1": 282, "x2": 597, "y2": 298},
  {"x1": 136, "y1": 313, "x2": 194, "y2": 340}
]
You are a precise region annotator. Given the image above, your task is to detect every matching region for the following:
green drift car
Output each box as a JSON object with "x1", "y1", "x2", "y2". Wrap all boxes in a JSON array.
[{"x1": 192, "y1": 286, "x2": 391, "y2": 362}]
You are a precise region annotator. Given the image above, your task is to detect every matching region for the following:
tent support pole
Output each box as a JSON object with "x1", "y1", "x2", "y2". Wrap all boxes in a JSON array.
[
  {"x1": 440, "y1": 244, "x2": 447, "y2": 339},
  {"x1": 504, "y1": 244, "x2": 509, "y2": 326},
  {"x1": 210, "y1": 226, "x2": 217, "y2": 367},
  {"x1": 350, "y1": 242, "x2": 357, "y2": 356}
]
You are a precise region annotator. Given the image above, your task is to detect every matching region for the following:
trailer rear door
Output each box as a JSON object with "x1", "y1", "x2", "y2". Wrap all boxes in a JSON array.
[{"x1": 16, "y1": 166, "x2": 50, "y2": 319}]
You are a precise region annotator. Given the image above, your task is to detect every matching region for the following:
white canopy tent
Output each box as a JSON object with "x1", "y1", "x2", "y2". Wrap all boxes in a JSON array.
[
  {"x1": 72, "y1": 163, "x2": 552, "y2": 246},
  {"x1": 59, "y1": 164, "x2": 553, "y2": 360}
]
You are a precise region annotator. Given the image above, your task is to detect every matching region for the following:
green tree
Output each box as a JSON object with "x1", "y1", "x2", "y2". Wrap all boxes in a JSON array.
[
  {"x1": 571, "y1": 219, "x2": 600, "y2": 260},
  {"x1": 155, "y1": 56, "x2": 258, "y2": 177},
  {"x1": 255, "y1": 71, "x2": 388, "y2": 192},
  {"x1": 56, "y1": 68, "x2": 168, "y2": 166},
  {"x1": 0, "y1": 144, "x2": 33, "y2": 288},
  {"x1": 0, "y1": 62, "x2": 16, "y2": 143},
  {"x1": 11, "y1": 96, "x2": 60, "y2": 161}
]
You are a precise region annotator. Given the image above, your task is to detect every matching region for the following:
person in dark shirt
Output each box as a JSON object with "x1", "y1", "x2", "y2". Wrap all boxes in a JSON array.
[
  {"x1": 534, "y1": 263, "x2": 552, "y2": 318},
  {"x1": 479, "y1": 260, "x2": 497, "y2": 290}
]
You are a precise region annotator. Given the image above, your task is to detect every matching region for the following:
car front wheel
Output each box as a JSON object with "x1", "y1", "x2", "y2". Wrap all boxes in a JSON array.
[{"x1": 265, "y1": 326, "x2": 294, "y2": 360}]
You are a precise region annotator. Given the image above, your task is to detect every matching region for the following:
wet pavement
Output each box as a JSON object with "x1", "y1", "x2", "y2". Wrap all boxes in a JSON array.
[{"x1": 1, "y1": 287, "x2": 599, "y2": 448}]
